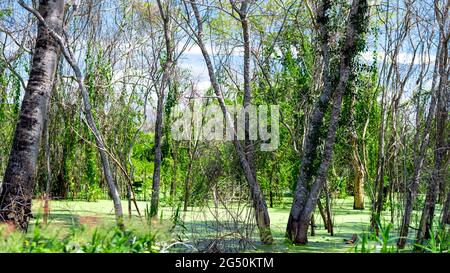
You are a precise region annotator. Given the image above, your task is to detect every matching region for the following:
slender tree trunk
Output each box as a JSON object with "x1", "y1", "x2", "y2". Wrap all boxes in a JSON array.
[
  {"x1": 441, "y1": 191, "x2": 450, "y2": 226},
  {"x1": 397, "y1": 16, "x2": 447, "y2": 248},
  {"x1": 213, "y1": 184, "x2": 219, "y2": 213},
  {"x1": 268, "y1": 162, "x2": 276, "y2": 208},
  {"x1": 150, "y1": 0, "x2": 174, "y2": 218},
  {"x1": 397, "y1": 97, "x2": 436, "y2": 248},
  {"x1": 43, "y1": 105, "x2": 52, "y2": 225},
  {"x1": 324, "y1": 181, "x2": 333, "y2": 235},
  {"x1": 189, "y1": 0, "x2": 273, "y2": 244},
  {"x1": 0, "y1": 0, "x2": 63, "y2": 231},
  {"x1": 235, "y1": 1, "x2": 273, "y2": 243},
  {"x1": 44, "y1": 54, "x2": 61, "y2": 198},
  {"x1": 371, "y1": 91, "x2": 386, "y2": 230},
  {"x1": 237, "y1": 0, "x2": 257, "y2": 182},
  {"x1": 371, "y1": 0, "x2": 403, "y2": 231},
  {"x1": 183, "y1": 90, "x2": 198, "y2": 212},
  {"x1": 317, "y1": 199, "x2": 328, "y2": 230},
  {"x1": 150, "y1": 94, "x2": 164, "y2": 217},
  {"x1": 416, "y1": 19, "x2": 448, "y2": 245},
  {"x1": 269, "y1": 181, "x2": 274, "y2": 208}
]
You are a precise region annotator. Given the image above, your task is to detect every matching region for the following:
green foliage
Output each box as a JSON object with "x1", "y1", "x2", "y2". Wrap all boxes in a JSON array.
[
  {"x1": 0, "y1": 8, "x2": 12, "y2": 18},
  {"x1": 414, "y1": 227, "x2": 449, "y2": 253},
  {"x1": 0, "y1": 63, "x2": 7, "y2": 123},
  {"x1": 131, "y1": 132, "x2": 155, "y2": 200},
  {"x1": 1, "y1": 220, "x2": 159, "y2": 253},
  {"x1": 79, "y1": 227, "x2": 157, "y2": 253},
  {"x1": 84, "y1": 142, "x2": 100, "y2": 201},
  {"x1": 354, "y1": 221, "x2": 397, "y2": 253},
  {"x1": 12, "y1": 73, "x2": 20, "y2": 115}
]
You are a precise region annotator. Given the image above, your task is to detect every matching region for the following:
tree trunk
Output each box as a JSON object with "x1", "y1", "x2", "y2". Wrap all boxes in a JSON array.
[
  {"x1": 189, "y1": 0, "x2": 273, "y2": 244},
  {"x1": 317, "y1": 199, "x2": 328, "y2": 230},
  {"x1": 287, "y1": 0, "x2": 368, "y2": 244},
  {"x1": 397, "y1": 96, "x2": 436, "y2": 248},
  {"x1": 441, "y1": 191, "x2": 450, "y2": 226},
  {"x1": 237, "y1": 0, "x2": 257, "y2": 186},
  {"x1": 150, "y1": 94, "x2": 164, "y2": 217},
  {"x1": 287, "y1": 0, "x2": 335, "y2": 240},
  {"x1": 17, "y1": 0, "x2": 126, "y2": 228},
  {"x1": 416, "y1": 19, "x2": 448, "y2": 245},
  {"x1": 324, "y1": 181, "x2": 333, "y2": 235},
  {"x1": 397, "y1": 19, "x2": 446, "y2": 248},
  {"x1": 150, "y1": 0, "x2": 174, "y2": 218},
  {"x1": 0, "y1": 0, "x2": 63, "y2": 231},
  {"x1": 293, "y1": 67, "x2": 346, "y2": 244},
  {"x1": 351, "y1": 131, "x2": 365, "y2": 209}
]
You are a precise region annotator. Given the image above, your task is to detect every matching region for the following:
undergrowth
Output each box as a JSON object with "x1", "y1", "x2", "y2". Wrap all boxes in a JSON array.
[{"x1": 0, "y1": 219, "x2": 160, "y2": 253}]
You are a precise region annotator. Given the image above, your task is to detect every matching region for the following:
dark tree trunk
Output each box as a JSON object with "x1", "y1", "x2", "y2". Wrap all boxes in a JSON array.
[
  {"x1": 0, "y1": 0, "x2": 64, "y2": 231},
  {"x1": 293, "y1": 67, "x2": 346, "y2": 244},
  {"x1": 317, "y1": 199, "x2": 328, "y2": 230},
  {"x1": 150, "y1": 94, "x2": 164, "y2": 217},
  {"x1": 324, "y1": 181, "x2": 333, "y2": 235},
  {"x1": 287, "y1": 0, "x2": 368, "y2": 244},
  {"x1": 18, "y1": 0, "x2": 126, "y2": 228},
  {"x1": 441, "y1": 191, "x2": 450, "y2": 226},
  {"x1": 287, "y1": 0, "x2": 334, "y2": 241}
]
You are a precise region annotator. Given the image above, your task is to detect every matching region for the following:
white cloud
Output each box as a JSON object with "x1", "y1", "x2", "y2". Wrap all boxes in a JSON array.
[{"x1": 360, "y1": 50, "x2": 436, "y2": 65}]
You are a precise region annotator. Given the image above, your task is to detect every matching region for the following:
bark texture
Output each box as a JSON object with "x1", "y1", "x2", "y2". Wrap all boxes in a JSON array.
[
  {"x1": 17, "y1": 0, "x2": 126, "y2": 228},
  {"x1": 0, "y1": 0, "x2": 64, "y2": 231},
  {"x1": 287, "y1": 0, "x2": 368, "y2": 244}
]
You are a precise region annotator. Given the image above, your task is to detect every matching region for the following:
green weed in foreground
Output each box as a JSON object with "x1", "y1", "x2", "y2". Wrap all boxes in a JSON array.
[
  {"x1": 413, "y1": 227, "x2": 449, "y2": 253},
  {"x1": 353, "y1": 221, "x2": 397, "y2": 253},
  {"x1": 353, "y1": 220, "x2": 449, "y2": 253},
  {"x1": 0, "y1": 220, "x2": 160, "y2": 253}
]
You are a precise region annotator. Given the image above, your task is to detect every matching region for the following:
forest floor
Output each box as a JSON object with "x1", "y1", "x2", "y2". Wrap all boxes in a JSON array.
[{"x1": 24, "y1": 197, "x2": 427, "y2": 253}]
